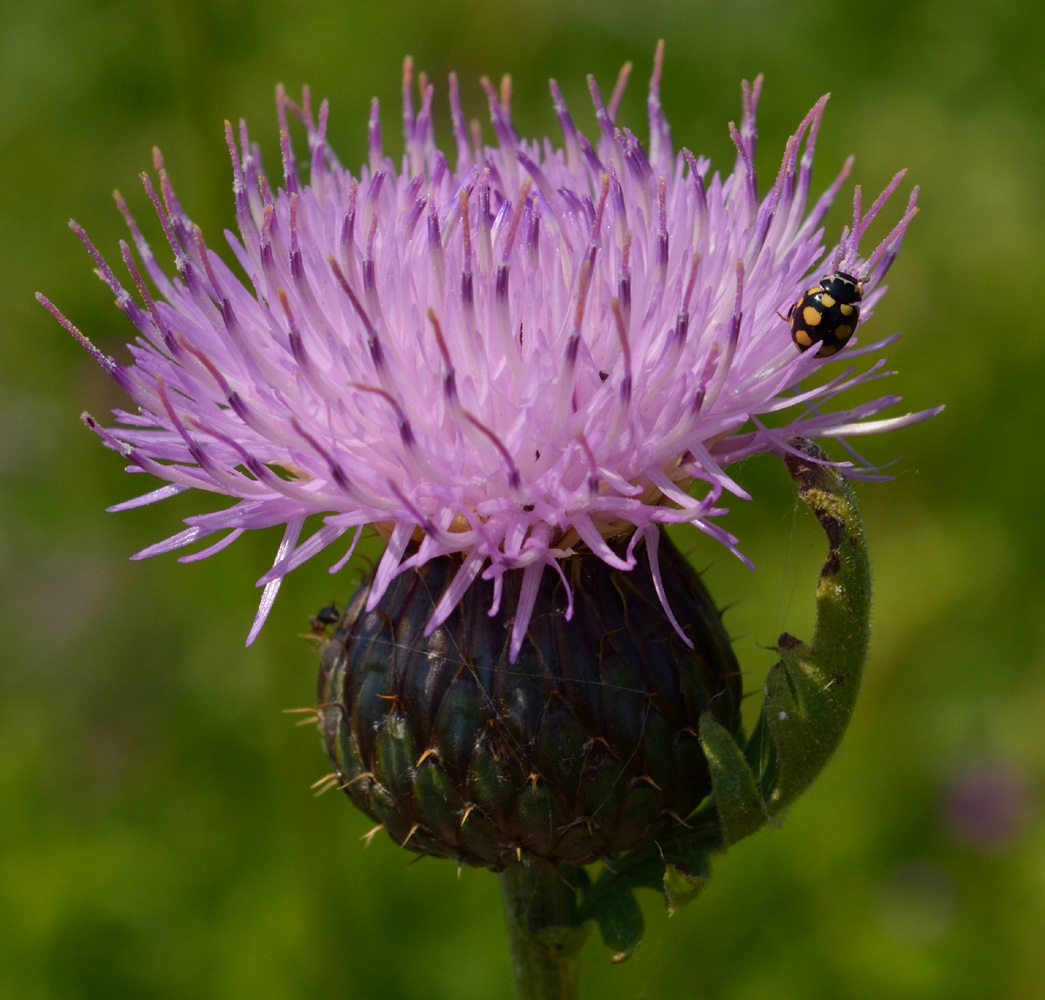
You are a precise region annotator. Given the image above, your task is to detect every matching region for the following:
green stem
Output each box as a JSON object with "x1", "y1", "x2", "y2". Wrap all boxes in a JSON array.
[{"x1": 499, "y1": 864, "x2": 589, "y2": 1000}]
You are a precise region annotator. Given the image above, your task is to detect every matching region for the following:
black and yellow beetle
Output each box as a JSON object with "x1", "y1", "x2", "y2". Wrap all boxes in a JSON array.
[{"x1": 787, "y1": 270, "x2": 863, "y2": 357}]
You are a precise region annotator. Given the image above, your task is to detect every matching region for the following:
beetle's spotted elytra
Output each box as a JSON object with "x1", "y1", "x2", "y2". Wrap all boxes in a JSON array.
[{"x1": 787, "y1": 271, "x2": 863, "y2": 357}]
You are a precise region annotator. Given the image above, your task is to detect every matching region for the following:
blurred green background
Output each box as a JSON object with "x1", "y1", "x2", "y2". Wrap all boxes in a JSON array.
[{"x1": 2, "y1": 0, "x2": 1042, "y2": 997}]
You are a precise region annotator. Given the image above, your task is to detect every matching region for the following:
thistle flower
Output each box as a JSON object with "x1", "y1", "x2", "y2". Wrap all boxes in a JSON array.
[
  {"x1": 41, "y1": 45, "x2": 936, "y2": 664},
  {"x1": 46, "y1": 50, "x2": 942, "y2": 990}
]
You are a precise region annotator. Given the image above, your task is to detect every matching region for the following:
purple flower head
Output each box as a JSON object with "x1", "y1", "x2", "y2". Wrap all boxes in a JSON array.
[{"x1": 42, "y1": 45, "x2": 939, "y2": 660}]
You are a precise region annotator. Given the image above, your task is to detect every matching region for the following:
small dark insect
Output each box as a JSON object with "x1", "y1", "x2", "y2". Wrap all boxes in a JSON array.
[
  {"x1": 309, "y1": 604, "x2": 342, "y2": 635},
  {"x1": 787, "y1": 270, "x2": 863, "y2": 357}
]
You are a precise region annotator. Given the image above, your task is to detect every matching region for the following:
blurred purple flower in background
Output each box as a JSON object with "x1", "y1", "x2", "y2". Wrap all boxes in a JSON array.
[
  {"x1": 41, "y1": 43, "x2": 937, "y2": 658},
  {"x1": 942, "y1": 760, "x2": 1033, "y2": 852}
]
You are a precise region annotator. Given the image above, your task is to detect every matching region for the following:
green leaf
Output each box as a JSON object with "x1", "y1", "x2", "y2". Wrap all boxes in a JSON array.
[
  {"x1": 761, "y1": 439, "x2": 872, "y2": 814},
  {"x1": 587, "y1": 886, "x2": 644, "y2": 964},
  {"x1": 662, "y1": 860, "x2": 710, "y2": 916},
  {"x1": 699, "y1": 711, "x2": 768, "y2": 846}
]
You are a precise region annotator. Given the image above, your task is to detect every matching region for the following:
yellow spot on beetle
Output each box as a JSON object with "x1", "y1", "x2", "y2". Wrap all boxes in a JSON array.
[
  {"x1": 820, "y1": 294, "x2": 836, "y2": 308},
  {"x1": 818, "y1": 344, "x2": 838, "y2": 356},
  {"x1": 795, "y1": 329, "x2": 813, "y2": 347},
  {"x1": 802, "y1": 305, "x2": 822, "y2": 326},
  {"x1": 839, "y1": 302, "x2": 854, "y2": 316},
  {"x1": 835, "y1": 324, "x2": 853, "y2": 339}
]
